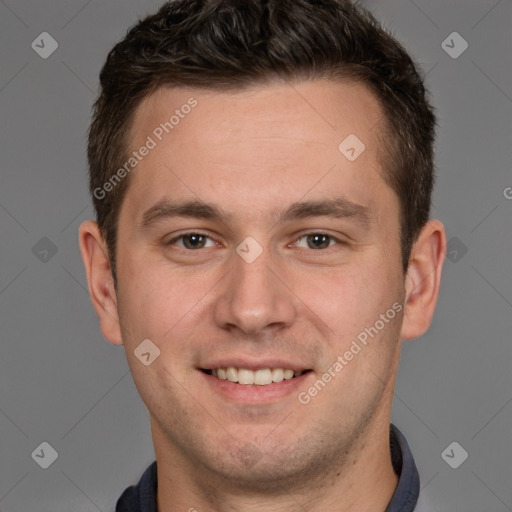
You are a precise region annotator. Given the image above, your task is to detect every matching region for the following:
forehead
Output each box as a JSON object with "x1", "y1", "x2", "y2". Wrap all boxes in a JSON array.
[
  {"x1": 123, "y1": 79, "x2": 395, "y2": 227},
  {"x1": 130, "y1": 79, "x2": 385, "y2": 150}
]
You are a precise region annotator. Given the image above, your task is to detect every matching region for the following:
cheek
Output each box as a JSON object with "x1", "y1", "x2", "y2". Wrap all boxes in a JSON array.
[
  {"x1": 116, "y1": 249, "x2": 201, "y2": 344},
  {"x1": 292, "y1": 254, "x2": 394, "y2": 341}
]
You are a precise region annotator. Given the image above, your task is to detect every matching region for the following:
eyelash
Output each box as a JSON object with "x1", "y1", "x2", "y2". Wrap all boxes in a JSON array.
[{"x1": 164, "y1": 231, "x2": 346, "y2": 251}]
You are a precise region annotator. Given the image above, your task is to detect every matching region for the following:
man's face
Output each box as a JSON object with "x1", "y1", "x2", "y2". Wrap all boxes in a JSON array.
[{"x1": 114, "y1": 80, "x2": 406, "y2": 486}]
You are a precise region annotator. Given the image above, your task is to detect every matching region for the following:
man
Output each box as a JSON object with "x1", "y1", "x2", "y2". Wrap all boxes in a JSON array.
[{"x1": 79, "y1": 1, "x2": 446, "y2": 510}]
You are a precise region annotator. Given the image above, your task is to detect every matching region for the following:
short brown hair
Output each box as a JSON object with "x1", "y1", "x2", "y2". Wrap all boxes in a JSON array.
[{"x1": 87, "y1": 0, "x2": 437, "y2": 287}]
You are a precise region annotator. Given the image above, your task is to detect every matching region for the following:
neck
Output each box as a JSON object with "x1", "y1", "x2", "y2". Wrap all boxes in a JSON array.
[{"x1": 152, "y1": 409, "x2": 398, "y2": 512}]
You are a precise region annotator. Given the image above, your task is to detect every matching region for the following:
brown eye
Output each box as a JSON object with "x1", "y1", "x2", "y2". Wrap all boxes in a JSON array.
[
  {"x1": 307, "y1": 234, "x2": 332, "y2": 249},
  {"x1": 166, "y1": 232, "x2": 215, "y2": 250},
  {"x1": 294, "y1": 233, "x2": 342, "y2": 250}
]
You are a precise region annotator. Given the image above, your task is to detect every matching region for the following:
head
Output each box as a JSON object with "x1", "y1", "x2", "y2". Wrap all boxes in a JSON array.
[
  {"x1": 80, "y1": 0, "x2": 446, "y2": 493},
  {"x1": 87, "y1": 0, "x2": 437, "y2": 288}
]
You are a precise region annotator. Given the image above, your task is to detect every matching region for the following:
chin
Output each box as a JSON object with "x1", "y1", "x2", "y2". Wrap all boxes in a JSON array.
[{"x1": 201, "y1": 433, "x2": 326, "y2": 493}]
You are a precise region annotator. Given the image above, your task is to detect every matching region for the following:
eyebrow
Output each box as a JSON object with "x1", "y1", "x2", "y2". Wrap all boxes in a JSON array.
[{"x1": 139, "y1": 197, "x2": 373, "y2": 230}]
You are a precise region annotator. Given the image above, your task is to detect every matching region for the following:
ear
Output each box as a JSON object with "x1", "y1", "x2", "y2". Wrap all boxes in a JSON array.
[
  {"x1": 401, "y1": 220, "x2": 447, "y2": 340},
  {"x1": 78, "y1": 220, "x2": 123, "y2": 346}
]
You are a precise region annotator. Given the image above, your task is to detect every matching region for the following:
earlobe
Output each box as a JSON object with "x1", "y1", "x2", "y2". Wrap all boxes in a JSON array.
[
  {"x1": 78, "y1": 220, "x2": 124, "y2": 346},
  {"x1": 400, "y1": 220, "x2": 447, "y2": 340}
]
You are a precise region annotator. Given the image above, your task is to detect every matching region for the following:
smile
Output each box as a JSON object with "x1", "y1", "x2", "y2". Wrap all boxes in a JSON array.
[{"x1": 202, "y1": 367, "x2": 312, "y2": 386}]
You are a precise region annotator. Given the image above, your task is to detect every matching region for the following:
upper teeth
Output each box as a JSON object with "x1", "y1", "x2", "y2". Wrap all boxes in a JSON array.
[{"x1": 211, "y1": 367, "x2": 304, "y2": 385}]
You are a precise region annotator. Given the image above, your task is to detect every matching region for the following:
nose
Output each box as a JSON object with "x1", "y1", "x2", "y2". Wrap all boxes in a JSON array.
[{"x1": 213, "y1": 242, "x2": 297, "y2": 336}]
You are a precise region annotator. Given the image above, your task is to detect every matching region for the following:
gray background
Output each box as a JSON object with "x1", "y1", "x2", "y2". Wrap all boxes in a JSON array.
[{"x1": 0, "y1": 0, "x2": 511, "y2": 511}]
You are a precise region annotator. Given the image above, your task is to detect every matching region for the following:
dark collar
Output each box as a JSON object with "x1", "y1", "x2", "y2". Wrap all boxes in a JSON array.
[
  {"x1": 116, "y1": 423, "x2": 419, "y2": 512},
  {"x1": 386, "y1": 424, "x2": 420, "y2": 511}
]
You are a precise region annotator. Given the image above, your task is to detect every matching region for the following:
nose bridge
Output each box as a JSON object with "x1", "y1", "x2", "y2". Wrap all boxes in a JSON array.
[{"x1": 214, "y1": 239, "x2": 296, "y2": 334}]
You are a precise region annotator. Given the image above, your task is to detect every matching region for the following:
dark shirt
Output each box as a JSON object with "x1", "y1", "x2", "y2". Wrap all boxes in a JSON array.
[{"x1": 116, "y1": 423, "x2": 419, "y2": 512}]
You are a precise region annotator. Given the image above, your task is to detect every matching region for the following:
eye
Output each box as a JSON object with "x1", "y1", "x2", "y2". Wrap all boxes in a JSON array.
[
  {"x1": 292, "y1": 232, "x2": 345, "y2": 250},
  {"x1": 164, "y1": 231, "x2": 346, "y2": 252},
  {"x1": 165, "y1": 232, "x2": 217, "y2": 250}
]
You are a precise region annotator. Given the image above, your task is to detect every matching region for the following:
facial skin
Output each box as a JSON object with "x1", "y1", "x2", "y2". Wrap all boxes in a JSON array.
[{"x1": 80, "y1": 79, "x2": 446, "y2": 512}]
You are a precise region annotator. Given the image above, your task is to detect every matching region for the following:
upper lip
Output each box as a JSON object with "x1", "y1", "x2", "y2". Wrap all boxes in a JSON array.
[{"x1": 199, "y1": 358, "x2": 312, "y2": 372}]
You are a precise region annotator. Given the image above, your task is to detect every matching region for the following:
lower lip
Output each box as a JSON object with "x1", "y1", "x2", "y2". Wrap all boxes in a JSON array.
[{"x1": 200, "y1": 370, "x2": 313, "y2": 404}]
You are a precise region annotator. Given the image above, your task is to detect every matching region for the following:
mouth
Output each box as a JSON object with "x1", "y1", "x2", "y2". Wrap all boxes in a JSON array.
[{"x1": 200, "y1": 367, "x2": 313, "y2": 386}]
